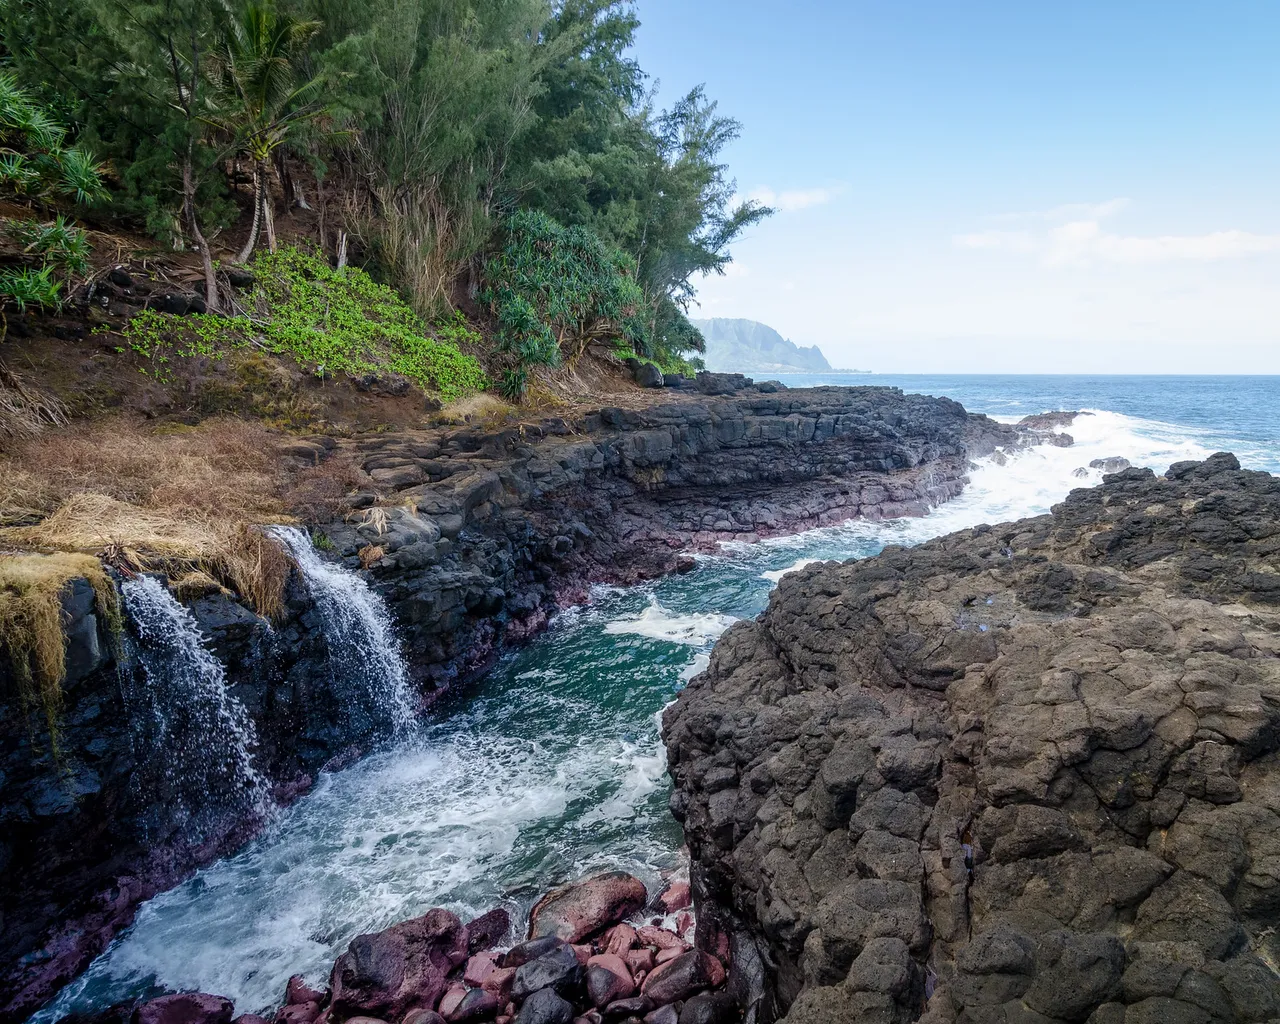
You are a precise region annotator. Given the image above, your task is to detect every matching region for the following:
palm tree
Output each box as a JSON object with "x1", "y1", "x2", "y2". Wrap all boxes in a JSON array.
[{"x1": 204, "y1": 0, "x2": 324, "y2": 262}]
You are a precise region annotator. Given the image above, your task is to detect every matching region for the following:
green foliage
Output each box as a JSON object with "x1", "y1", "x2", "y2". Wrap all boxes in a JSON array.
[
  {"x1": 0, "y1": 71, "x2": 106, "y2": 204},
  {"x1": 0, "y1": 265, "x2": 61, "y2": 312},
  {"x1": 482, "y1": 209, "x2": 647, "y2": 395},
  {"x1": 117, "y1": 246, "x2": 488, "y2": 400}
]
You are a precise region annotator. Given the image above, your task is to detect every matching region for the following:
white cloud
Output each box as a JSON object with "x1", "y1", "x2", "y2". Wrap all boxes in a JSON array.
[
  {"x1": 955, "y1": 199, "x2": 1280, "y2": 266},
  {"x1": 742, "y1": 185, "x2": 843, "y2": 213}
]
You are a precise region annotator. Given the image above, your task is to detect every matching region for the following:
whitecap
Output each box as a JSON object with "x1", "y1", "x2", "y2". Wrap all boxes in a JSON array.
[
  {"x1": 603, "y1": 599, "x2": 737, "y2": 645},
  {"x1": 761, "y1": 558, "x2": 821, "y2": 583}
]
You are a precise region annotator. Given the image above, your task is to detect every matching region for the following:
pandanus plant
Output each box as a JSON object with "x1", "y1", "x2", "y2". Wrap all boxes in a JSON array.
[{"x1": 203, "y1": 0, "x2": 324, "y2": 262}]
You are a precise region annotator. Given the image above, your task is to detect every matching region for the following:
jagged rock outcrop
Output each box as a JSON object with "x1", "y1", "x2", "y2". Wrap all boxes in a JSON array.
[
  {"x1": 664, "y1": 453, "x2": 1280, "y2": 1024},
  {"x1": 0, "y1": 383, "x2": 1027, "y2": 1021}
]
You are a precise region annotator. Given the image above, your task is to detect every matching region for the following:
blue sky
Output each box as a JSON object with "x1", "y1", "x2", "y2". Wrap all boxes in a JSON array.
[{"x1": 631, "y1": 1, "x2": 1280, "y2": 372}]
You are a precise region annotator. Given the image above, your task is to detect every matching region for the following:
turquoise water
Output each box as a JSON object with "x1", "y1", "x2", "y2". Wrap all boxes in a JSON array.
[{"x1": 41, "y1": 376, "x2": 1280, "y2": 1019}]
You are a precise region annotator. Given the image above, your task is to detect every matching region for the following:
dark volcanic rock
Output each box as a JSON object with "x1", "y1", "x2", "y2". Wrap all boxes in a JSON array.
[
  {"x1": 515, "y1": 988, "x2": 575, "y2": 1024},
  {"x1": 2, "y1": 384, "x2": 1030, "y2": 1021},
  {"x1": 664, "y1": 453, "x2": 1280, "y2": 1023}
]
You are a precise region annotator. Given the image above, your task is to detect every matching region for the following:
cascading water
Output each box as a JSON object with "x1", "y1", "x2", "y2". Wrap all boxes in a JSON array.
[
  {"x1": 270, "y1": 526, "x2": 415, "y2": 732},
  {"x1": 121, "y1": 575, "x2": 269, "y2": 837},
  {"x1": 40, "y1": 377, "x2": 1280, "y2": 1020}
]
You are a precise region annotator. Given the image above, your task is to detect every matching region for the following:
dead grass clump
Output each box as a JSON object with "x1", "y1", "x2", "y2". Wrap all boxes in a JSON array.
[
  {"x1": 0, "y1": 359, "x2": 69, "y2": 441},
  {"x1": 0, "y1": 552, "x2": 120, "y2": 750},
  {"x1": 0, "y1": 417, "x2": 299, "y2": 616},
  {"x1": 358, "y1": 544, "x2": 384, "y2": 569},
  {"x1": 430, "y1": 393, "x2": 516, "y2": 427}
]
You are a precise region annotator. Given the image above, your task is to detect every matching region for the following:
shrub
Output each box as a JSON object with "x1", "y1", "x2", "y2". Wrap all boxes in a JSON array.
[
  {"x1": 116, "y1": 246, "x2": 489, "y2": 400},
  {"x1": 482, "y1": 210, "x2": 649, "y2": 397}
]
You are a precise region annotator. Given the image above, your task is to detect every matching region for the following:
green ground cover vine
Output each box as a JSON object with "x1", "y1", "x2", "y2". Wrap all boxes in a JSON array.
[{"x1": 116, "y1": 247, "x2": 488, "y2": 400}]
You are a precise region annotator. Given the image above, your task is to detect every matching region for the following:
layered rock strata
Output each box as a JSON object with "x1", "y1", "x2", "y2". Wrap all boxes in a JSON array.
[
  {"x1": 664, "y1": 453, "x2": 1280, "y2": 1023},
  {"x1": 0, "y1": 383, "x2": 1029, "y2": 1021}
]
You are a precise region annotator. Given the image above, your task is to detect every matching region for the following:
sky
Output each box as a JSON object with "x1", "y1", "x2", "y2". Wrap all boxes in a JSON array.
[{"x1": 630, "y1": 1, "x2": 1280, "y2": 373}]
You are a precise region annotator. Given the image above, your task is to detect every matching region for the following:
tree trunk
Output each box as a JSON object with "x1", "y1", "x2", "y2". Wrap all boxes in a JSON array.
[
  {"x1": 236, "y1": 163, "x2": 263, "y2": 264},
  {"x1": 336, "y1": 230, "x2": 348, "y2": 269},
  {"x1": 182, "y1": 147, "x2": 219, "y2": 313},
  {"x1": 263, "y1": 158, "x2": 277, "y2": 253}
]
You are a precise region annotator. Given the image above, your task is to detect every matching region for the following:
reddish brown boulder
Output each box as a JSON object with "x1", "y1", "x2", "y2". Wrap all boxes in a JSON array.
[
  {"x1": 481, "y1": 967, "x2": 517, "y2": 1003},
  {"x1": 639, "y1": 952, "x2": 714, "y2": 1005},
  {"x1": 652, "y1": 884, "x2": 690, "y2": 916},
  {"x1": 234, "y1": 1016, "x2": 271, "y2": 1024},
  {"x1": 623, "y1": 949, "x2": 654, "y2": 976},
  {"x1": 437, "y1": 985, "x2": 467, "y2": 1020},
  {"x1": 636, "y1": 928, "x2": 682, "y2": 952},
  {"x1": 134, "y1": 994, "x2": 235, "y2": 1024},
  {"x1": 275, "y1": 1002, "x2": 320, "y2": 1024},
  {"x1": 329, "y1": 909, "x2": 469, "y2": 1022},
  {"x1": 463, "y1": 952, "x2": 499, "y2": 988},
  {"x1": 602, "y1": 925, "x2": 637, "y2": 957},
  {"x1": 286, "y1": 977, "x2": 328, "y2": 1007},
  {"x1": 527, "y1": 873, "x2": 647, "y2": 944}
]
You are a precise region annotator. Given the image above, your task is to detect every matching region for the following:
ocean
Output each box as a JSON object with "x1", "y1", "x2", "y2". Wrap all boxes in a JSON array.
[{"x1": 39, "y1": 375, "x2": 1280, "y2": 1019}]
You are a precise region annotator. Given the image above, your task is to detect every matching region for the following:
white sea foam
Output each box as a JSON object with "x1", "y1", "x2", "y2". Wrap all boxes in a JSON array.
[
  {"x1": 679, "y1": 653, "x2": 710, "y2": 681},
  {"x1": 603, "y1": 598, "x2": 737, "y2": 645},
  {"x1": 761, "y1": 558, "x2": 821, "y2": 583}
]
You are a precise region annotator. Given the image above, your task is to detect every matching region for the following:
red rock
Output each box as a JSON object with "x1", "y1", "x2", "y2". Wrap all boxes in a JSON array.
[
  {"x1": 654, "y1": 947, "x2": 683, "y2": 966},
  {"x1": 134, "y1": 993, "x2": 234, "y2": 1024},
  {"x1": 275, "y1": 1003, "x2": 321, "y2": 1024},
  {"x1": 653, "y1": 883, "x2": 691, "y2": 915},
  {"x1": 585, "y1": 953, "x2": 632, "y2": 987},
  {"x1": 640, "y1": 951, "x2": 713, "y2": 1005},
  {"x1": 704, "y1": 955, "x2": 725, "y2": 989},
  {"x1": 603, "y1": 924, "x2": 638, "y2": 957},
  {"x1": 636, "y1": 927, "x2": 683, "y2": 951},
  {"x1": 527, "y1": 872, "x2": 647, "y2": 944},
  {"x1": 623, "y1": 949, "x2": 654, "y2": 975},
  {"x1": 330, "y1": 909, "x2": 469, "y2": 1022},
  {"x1": 344, "y1": 1018, "x2": 390, "y2": 1024},
  {"x1": 642, "y1": 1006, "x2": 677, "y2": 1024},
  {"x1": 570, "y1": 944, "x2": 593, "y2": 966},
  {"x1": 234, "y1": 1016, "x2": 270, "y2": 1024},
  {"x1": 438, "y1": 985, "x2": 466, "y2": 1020},
  {"x1": 286, "y1": 976, "x2": 328, "y2": 1007},
  {"x1": 463, "y1": 952, "x2": 499, "y2": 988},
  {"x1": 481, "y1": 966, "x2": 517, "y2": 1003}
]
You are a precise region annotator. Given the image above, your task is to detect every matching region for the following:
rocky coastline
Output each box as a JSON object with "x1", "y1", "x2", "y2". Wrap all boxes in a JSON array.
[
  {"x1": 663, "y1": 453, "x2": 1280, "y2": 1023},
  {"x1": 71, "y1": 872, "x2": 733, "y2": 1024},
  {"x1": 0, "y1": 379, "x2": 1052, "y2": 1023}
]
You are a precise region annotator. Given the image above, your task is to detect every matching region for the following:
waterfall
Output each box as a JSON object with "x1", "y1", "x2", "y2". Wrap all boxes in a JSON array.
[
  {"x1": 121, "y1": 576, "x2": 270, "y2": 835},
  {"x1": 270, "y1": 526, "x2": 415, "y2": 732}
]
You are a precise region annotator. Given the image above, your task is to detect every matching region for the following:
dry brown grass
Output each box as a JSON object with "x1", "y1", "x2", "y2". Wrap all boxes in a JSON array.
[
  {"x1": 0, "y1": 416, "x2": 370, "y2": 617},
  {"x1": 430, "y1": 392, "x2": 517, "y2": 427},
  {"x1": 0, "y1": 359, "x2": 69, "y2": 441},
  {"x1": 0, "y1": 552, "x2": 120, "y2": 750}
]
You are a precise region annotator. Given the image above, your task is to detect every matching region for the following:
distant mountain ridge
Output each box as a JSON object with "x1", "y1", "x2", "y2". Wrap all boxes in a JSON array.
[{"x1": 692, "y1": 317, "x2": 833, "y2": 374}]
